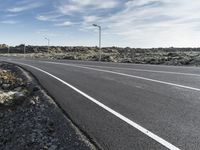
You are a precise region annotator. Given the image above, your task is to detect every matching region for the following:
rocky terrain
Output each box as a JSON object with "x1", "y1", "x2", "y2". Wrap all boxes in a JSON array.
[
  {"x1": 0, "y1": 63, "x2": 96, "y2": 150},
  {"x1": 1, "y1": 45, "x2": 200, "y2": 66}
]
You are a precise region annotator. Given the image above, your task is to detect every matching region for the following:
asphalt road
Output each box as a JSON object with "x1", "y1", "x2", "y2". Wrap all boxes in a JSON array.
[{"x1": 2, "y1": 58, "x2": 200, "y2": 150}]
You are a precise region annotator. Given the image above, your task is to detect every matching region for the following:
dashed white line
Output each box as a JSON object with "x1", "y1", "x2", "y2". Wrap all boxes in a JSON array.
[
  {"x1": 11, "y1": 61, "x2": 180, "y2": 150},
  {"x1": 44, "y1": 61, "x2": 200, "y2": 92},
  {"x1": 77, "y1": 64, "x2": 200, "y2": 77}
]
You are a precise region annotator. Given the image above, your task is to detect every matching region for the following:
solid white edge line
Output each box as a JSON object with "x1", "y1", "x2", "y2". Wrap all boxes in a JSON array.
[
  {"x1": 11, "y1": 61, "x2": 181, "y2": 150},
  {"x1": 45, "y1": 61, "x2": 200, "y2": 92}
]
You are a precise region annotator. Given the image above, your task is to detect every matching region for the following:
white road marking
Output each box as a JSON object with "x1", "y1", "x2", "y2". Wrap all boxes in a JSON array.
[
  {"x1": 11, "y1": 61, "x2": 180, "y2": 150},
  {"x1": 44, "y1": 61, "x2": 200, "y2": 92},
  {"x1": 77, "y1": 64, "x2": 200, "y2": 77}
]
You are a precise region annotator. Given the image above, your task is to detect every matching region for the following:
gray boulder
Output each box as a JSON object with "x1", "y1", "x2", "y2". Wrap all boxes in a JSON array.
[{"x1": 13, "y1": 92, "x2": 26, "y2": 105}]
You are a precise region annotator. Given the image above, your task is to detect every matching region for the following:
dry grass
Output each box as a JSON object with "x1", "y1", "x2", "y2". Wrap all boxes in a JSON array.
[{"x1": 0, "y1": 70, "x2": 17, "y2": 85}]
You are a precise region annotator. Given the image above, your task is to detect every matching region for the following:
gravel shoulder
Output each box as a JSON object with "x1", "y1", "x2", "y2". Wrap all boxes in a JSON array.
[{"x1": 0, "y1": 63, "x2": 97, "y2": 150}]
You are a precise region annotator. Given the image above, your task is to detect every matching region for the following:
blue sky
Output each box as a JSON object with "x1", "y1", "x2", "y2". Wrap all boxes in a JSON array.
[{"x1": 1, "y1": 0, "x2": 200, "y2": 48}]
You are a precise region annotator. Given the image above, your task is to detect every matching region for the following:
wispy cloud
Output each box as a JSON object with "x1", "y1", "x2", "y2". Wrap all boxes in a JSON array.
[
  {"x1": 1, "y1": 20, "x2": 18, "y2": 24},
  {"x1": 58, "y1": 0, "x2": 119, "y2": 15},
  {"x1": 74, "y1": 0, "x2": 118, "y2": 9},
  {"x1": 8, "y1": 1, "x2": 43, "y2": 12},
  {"x1": 5, "y1": 14, "x2": 18, "y2": 17},
  {"x1": 2, "y1": 0, "x2": 200, "y2": 47},
  {"x1": 86, "y1": 0, "x2": 200, "y2": 47},
  {"x1": 54, "y1": 21, "x2": 74, "y2": 27},
  {"x1": 83, "y1": 16, "x2": 100, "y2": 23},
  {"x1": 59, "y1": 4, "x2": 81, "y2": 15},
  {"x1": 36, "y1": 29, "x2": 61, "y2": 37},
  {"x1": 36, "y1": 13, "x2": 63, "y2": 22}
]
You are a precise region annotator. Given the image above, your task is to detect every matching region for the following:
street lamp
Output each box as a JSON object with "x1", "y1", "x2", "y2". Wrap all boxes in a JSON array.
[
  {"x1": 44, "y1": 37, "x2": 50, "y2": 52},
  {"x1": 23, "y1": 44, "x2": 26, "y2": 58},
  {"x1": 93, "y1": 24, "x2": 101, "y2": 61},
  {"x1": 7, "y1": 46, "x2": 10, "y2": 54}
]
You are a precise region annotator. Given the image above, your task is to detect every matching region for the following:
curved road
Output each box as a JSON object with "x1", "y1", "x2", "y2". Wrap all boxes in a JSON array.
[{"x1": 2, "y1": 58, "x2": 200, "y2": 150}]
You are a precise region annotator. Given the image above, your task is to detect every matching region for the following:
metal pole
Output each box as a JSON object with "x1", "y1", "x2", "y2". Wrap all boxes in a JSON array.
[
  {"x1": 7, "y1": 46, "x2": 10, "y2": 54},
  {"x1": 24, "y1": 44, "x2": 26, "y2": 58},
  {"x1": 92, "y1": 24, "x2": 102, "y2": 61},
  {"x1": 45, "y1": 37, "x2": 50, "y2": 53},
  {"x1": 99, "y1": 26, "x2": 101, "y2": 61},
  {"x1": 47, "y1": 39, "x2": 50, "y2": 52}
]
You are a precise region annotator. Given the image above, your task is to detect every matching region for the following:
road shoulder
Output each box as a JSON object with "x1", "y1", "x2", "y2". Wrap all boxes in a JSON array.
[{"x1": 0, "y1": 62, "x2": 97, "y2": 150}]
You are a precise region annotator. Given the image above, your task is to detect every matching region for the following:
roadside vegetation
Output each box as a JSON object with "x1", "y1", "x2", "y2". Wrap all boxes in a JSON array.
[{"x1": 1, "y1": 45, "x2": 200, "y2": 66}]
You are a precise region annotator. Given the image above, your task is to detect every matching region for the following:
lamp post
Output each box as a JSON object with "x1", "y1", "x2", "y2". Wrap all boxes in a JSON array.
[
  {"x1": 44, "y1": 37, "x2": 50, "y2": 53},
  {"x1": 7, "y1": 46, "x2": 10, "y2": 54},
  {"x1": 23, "y1": 44, "x2": 26, "y2": 58},
  {"x1": 93, "y1": 24, "x2": 101, "y2": 61}
]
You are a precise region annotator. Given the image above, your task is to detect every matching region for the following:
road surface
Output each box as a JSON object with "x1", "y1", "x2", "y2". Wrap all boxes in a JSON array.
[{"x1": 2, "y1": 58, "x2": 200, "y2": 150}]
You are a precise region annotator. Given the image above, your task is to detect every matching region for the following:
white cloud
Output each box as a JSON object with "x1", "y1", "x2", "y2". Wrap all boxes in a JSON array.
[
  {"x1": 59, "y1": 4, "x2": 81, "y2": 14},
  {"x1": 83, "y1": 15, "x2": 100, "y2": 23},
  {"x1": 36, "y1": 15, "x2": 49, "y2": 21},
  {"x1": 55, "y1": 21, "x2": 74, "y2": 27},
  {"x1": 71, "y1": 0, "x2": 118, "y2": 9},
  {"x1": 4, "y1": 0, "x2": 200, "y2": 47},
  {"x1": 58, "y1": 0, "x2": 119, "y2": 15},
  {"x1": 36, "y1": 13, "x2": 63, "y2": 22},
  {"x1": 36, "y1": 29, "x2": 61, "y2": 37},
  {"x1": 5, "y1": 14, "x2": 18, "y2": 17},
  {"x1": 1, "y1": 20, "x2": 18, "y2": 24},
  {"x1": 92, "y1": 0, "x2": 200, "y2": 47},
  {"x1": 8, "y1": 1, "x2": 43, "y2": 12}
]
